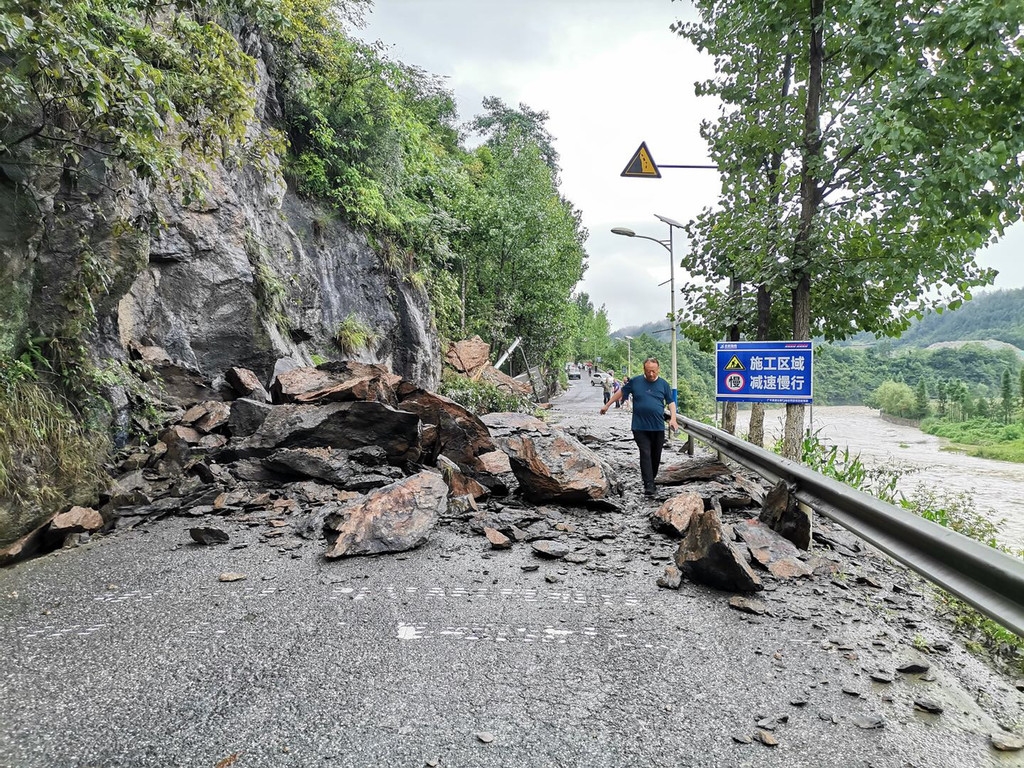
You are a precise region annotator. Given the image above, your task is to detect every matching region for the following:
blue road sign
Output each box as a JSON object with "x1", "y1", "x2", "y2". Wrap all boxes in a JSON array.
[{"x1": 716, "y1": 341, "x2": 813, "y2": 403}]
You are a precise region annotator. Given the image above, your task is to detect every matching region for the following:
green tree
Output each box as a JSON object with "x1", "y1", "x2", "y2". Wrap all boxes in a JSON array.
[
  {"x1": 870, "y1": 380, "x2": 916, "y2": 418},
  {"x1": 914, "y1": 379, "x2": 930, "y2": 420},
  {"x1": 1001, "y1": 368, "x2": 1013, "y2": 424},
  {"x1": 451, "y1": 108, "x2": 586, "y2": 371},
  {"x1": 0, "y1": 0, "x2": 271, "y2": 203},
  {"x1": 1019, "y1": 368, "x2": 1024, "y2": 422},
  {"x1": 676, "y1": 0, "x2": 1024, "y2": 458}
]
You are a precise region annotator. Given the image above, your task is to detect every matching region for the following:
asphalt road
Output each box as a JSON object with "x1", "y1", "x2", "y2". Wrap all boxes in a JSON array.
[{"x1": 1, "y1": 380, "x2": 1022, "y2": 768}]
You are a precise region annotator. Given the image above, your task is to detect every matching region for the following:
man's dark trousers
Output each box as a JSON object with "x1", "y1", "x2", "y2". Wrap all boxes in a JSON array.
[{"x1": 633, "y1": 429, "x2": 665, "y2": 494}]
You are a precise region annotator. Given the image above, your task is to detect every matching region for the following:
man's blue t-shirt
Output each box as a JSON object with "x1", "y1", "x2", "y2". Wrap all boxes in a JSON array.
[{"x1": 621, "y1": 375, "x2": 673, "y2": 431}]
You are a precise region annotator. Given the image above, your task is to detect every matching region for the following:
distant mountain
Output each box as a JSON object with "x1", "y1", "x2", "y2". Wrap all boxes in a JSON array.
[
  {"x1": 612, "y1": 320, "x2": 674, "y2": 341},
  {"x1": 618, "y1": 288, "x2": 1024, "y2": 353},
  {"x1": 891, "y1": 288, "x2": 1024, "y2": 350}
]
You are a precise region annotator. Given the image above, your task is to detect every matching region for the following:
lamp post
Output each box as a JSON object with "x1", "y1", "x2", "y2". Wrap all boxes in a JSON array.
[
  {"x1": 623, "y1": 335, "x2": 633, "y2": 379},
  {"x1": 611, "y1": 214, "x2": 685, "y2": 409}
]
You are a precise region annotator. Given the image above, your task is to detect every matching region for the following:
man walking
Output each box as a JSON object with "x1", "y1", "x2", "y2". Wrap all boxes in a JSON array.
[{"x1": 599, "y1": 357, "x2": 678, "y2": 497}]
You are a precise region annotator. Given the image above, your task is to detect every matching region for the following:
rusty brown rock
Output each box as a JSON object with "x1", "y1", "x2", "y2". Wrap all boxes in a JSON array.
[
  {"x1": 0, "y1": 519, "x2": 56, "y2": 566},
  {"x1": 445, "y1": 336, "x2": 491, "y2": 375},
  {"x1": 478, "y1": 365, "x2": 532, "y2": 396},
  {"x1": 50, "y1": 507, "x2": 104, "y2": 534},
  {"x1": 475, "y1": 450, "x2": 513, "y2": 475},
  {"x1": 324, "y1": 471, "x2": 447, "y2": 558},
  {"x1": 437, "y1": 456, "x2": 489, "y2": 499},
  {"x1": 495, "y1": 424, "x2": 617, "y2": 504},
  {"x1": 484, "y1": 527, "x2": 512, "y2": 549},
  {"x1": 651, "y1": 493, "x2": 704, "y2": 537},
  {"x1": 270, "y1": 363, "x2": 400, "y2": 406},
  {"x1": 225, "y1": 367, "x2": 270, "y2": 401}
]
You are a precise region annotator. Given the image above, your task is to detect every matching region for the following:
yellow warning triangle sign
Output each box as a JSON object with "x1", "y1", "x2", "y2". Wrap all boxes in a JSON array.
[
  {"x1": 620, "y1": 141, "x2": 661, "y2": 178},
  {"x1": 724, "y1": 355, "x2": 745, "y2": 371}
]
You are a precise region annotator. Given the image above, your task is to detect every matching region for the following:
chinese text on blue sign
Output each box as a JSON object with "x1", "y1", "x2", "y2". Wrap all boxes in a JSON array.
[{"x1": 715, "y1": 341, "x2": 813, "y2": 404}]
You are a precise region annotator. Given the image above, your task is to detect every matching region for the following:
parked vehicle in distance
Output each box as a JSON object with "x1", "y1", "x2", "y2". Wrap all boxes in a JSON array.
[
  {"x1": 590, "y1": 372, "x2": 610, "y2": 386},
  {"x1": 568, "y1": 369, "x2": 581, "y2": 380}
]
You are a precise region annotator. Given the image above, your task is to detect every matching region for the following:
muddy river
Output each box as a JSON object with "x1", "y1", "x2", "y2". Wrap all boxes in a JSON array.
[{"x1": 732, "y1": 405, "x2": 1024, "y2": 551}]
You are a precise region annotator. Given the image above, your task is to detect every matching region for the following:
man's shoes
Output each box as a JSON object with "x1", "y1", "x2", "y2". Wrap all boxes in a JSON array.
[{"x1": 643, "y1": 485, "x2": 656, "y2": 497}]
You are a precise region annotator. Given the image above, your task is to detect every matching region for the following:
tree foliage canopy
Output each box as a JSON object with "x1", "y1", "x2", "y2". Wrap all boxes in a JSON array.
[
  {"x1": 0, "y1": 0, "x2": 278, "y2": 201},
  {"x1": 676, "y1": 0, "x2": 1024, "y2": 343}
]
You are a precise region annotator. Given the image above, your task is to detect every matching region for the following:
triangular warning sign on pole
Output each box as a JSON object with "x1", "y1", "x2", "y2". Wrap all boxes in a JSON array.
[
  {"x1": 620, "y1": 141, "x2": 661, "y2": 178},
  {"x1": 724, "y1": 355, "x2": 745, "y2": 371}
]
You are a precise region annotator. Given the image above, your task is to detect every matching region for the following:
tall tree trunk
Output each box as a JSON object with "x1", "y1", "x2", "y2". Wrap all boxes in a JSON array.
[
  {"x1": 722, "y1": 275, "x2": 741, "y2": 434},
  {"x1": 750, "y1": 51, "x2": 792, "y2": 448},
  {"x1": 784, "y1": 0, "x2": 824, "y2": 460},
  {"x1": 460, "y1": 259, "x2": 467, "y2": 337},
  {"x1": 748, "y1": 284, "x2": 773, "y2": 446}
]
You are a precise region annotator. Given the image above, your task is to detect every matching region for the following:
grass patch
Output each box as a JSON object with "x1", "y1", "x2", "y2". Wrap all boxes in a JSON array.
[
  {"x1": 0, "y1": 361, "x2": 110, "y2": 540},
  {"x1": 332, "y1": 314, "x2": 378, "y2": 356},
  {"x1": 921, "y1": 416, "x2": 1024, "y2": 463}
]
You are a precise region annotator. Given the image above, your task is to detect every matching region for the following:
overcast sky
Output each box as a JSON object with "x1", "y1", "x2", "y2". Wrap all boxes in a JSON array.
[{"x1": 357, "y1": 0, "x2": 1024, "y2": 332}]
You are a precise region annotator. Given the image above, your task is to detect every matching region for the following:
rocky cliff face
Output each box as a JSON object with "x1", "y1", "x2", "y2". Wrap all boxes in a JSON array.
[
  {"x1": 0, "y1": 29, "x2": 440, "y2": 546},
  {"x1": 1, "y1": 29, "x2": 440, "y2": 394}
]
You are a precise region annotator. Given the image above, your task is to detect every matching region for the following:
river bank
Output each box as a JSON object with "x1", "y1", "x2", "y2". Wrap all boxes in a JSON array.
[{"x1": 732, "y1": 405, "x2": 1024, "y2": 552}]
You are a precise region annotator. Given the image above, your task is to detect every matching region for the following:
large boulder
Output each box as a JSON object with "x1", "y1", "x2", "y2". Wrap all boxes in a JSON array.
[
  {"x1": 489, "y1": 414, "x2": 619, "y2": 504},
  {"x1": 651, "y1": 492, "x2": 704, "y2": 537},
  {"x1": 760, "y1": 480, "x2": 812, "y2": 550},
  {"x1": 675, "y1": 506, "x2": 763, "y2": 593},
  {"x1": 733, "y1": 518, "x2": 814, "y2": 579},
  {"x1": 324, "y1": 471, "x2": 447, "y2": 558},
  {"x1": 656, "y1": 457, "x2": 732, "y2": 485},
  {"x1": 234, "y1": 401, "x2": 421, "y2": 464},
  {"x1": 445, "y1": 336, "x2": 491, "y2": 376},
  {"x1": 270, "y1": 361, "x2": 401, "y2": 406},
  {"x1": 397, "y1": 388, "x2": 495, "y2": 470}
]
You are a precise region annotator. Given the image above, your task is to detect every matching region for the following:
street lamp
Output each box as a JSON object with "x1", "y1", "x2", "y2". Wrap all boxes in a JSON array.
[
  {"x1": 623, "y1": 335, "x2": 633, "y2": 379},
  {"x1": 611, "y1": 214, "x2": 685, "y2": 409}
]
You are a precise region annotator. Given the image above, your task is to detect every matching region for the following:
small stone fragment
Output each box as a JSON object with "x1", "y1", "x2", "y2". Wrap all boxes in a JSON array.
[
  {"x1": 190, "y1": 527, "x2": 229, "y2": 545},
  {"x1": 913, "y1": 698, "x2": 944, "y2": 714},
  {"x1": 521, "y1": 564, "x2": 540, "y2": 572},
  {"x1": 896, "y1": 661, "x2": 930, "y2": 674},
  {"x1": 728, "y1": 596, "x2": 767, "y2": 615},
  {"x1": 754, "y1": 729, "x2": 778, "y2": 747},
  {"x1": 990, "y1": 732, "x2": 1024, "y2": 751},
  {"x1": 484, "y1": 527, "x2": 512, "y2": 550},
  {"x1": 853, "y1": 714, "x2": 885, "y2": 730},
  {"x1": 789, "y1": 698, "x2": 808, "y2": 707},
  {"x1": 475, "y1": 731, "x2": 494, "y2": 744},
  {"x1": 219, "y1": 572, "x2": 247, "y2": 582},
  {"x1": 842, "y1": 686, "x2": 863, "y2": 697},
  {"x1": 869, "y1": 670, "x2": 894, "y2": 684},
  {"x1": 731, "y1": 733, "x2": 752, "y2": 744},
  {"x1": 425, "y1": 758, "x2": 440, "y2": 767},
  {"x1": 531, "y1": 539, "x2": 570, "y2": 558},
  {"x1": 656, "y1": 565, "x2": 682, "y2": 590}
]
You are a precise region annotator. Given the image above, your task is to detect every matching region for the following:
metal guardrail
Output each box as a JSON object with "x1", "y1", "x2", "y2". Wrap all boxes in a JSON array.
[{"x1": 677, "y1": 415, "x2": 1024, "y2": 637}]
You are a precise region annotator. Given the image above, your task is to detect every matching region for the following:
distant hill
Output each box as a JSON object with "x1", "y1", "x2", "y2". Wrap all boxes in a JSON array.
[
  {"x1": 613, "y1": 320, "x2": 674, "y2": 341},
  {"x1": 617, "y1": 287, "x2": 1024, "y2": 353},
  {"x1": 891, "y1": 288, "x2": 1024, "y2": 350},
  {"x1": 924, "y1": 339, "x2": 1024, "y2": 359}
]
